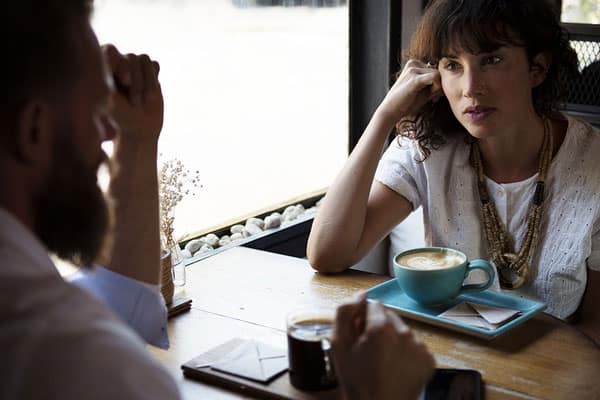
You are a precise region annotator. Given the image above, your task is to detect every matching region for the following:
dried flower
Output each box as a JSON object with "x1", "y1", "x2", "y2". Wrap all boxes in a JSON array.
[{"x1": 158, "y1": 157, "x2": 201, "y2": 249}]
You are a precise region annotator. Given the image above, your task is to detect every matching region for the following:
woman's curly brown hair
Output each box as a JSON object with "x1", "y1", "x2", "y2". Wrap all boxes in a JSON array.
[{"x1": 397, "y1": 0, "x2": 579, "y2": 160}]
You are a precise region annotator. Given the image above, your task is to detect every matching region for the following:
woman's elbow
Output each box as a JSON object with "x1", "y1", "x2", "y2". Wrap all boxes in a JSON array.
[
  {"x1": 307, "y1": 245, "x2": 350, "y2": 274},
  {"x1": 307, "y1": 227, "x2": 354, "y2": 273}
]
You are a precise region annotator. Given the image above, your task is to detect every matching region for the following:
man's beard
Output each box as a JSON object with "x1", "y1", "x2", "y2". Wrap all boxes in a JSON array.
[{"x1": 34, "y1": 136, "x2": 113, "y2": 268}]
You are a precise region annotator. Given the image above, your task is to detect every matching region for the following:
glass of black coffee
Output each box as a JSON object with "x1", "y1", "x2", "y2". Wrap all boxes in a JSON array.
[{"x1": 286, "y1": 308, "x2": 338, "y2": 391}]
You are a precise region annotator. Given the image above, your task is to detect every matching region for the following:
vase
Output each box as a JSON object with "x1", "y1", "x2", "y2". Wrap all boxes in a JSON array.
[
  {"x1": 170, "y1": 244, "x2": 186, "y2": 287},
  {"x1": 160, "y1": 248, "x2": 175, "y2": 305}
]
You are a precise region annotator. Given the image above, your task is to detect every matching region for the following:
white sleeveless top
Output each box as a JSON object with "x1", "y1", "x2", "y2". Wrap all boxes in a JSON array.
[{"x1": 375, "y1": 115, "x2": 600, "y2": 319}]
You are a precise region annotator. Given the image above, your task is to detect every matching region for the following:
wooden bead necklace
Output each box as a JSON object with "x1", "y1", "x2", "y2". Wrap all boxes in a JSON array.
[{"x1": 471, "y1": 119, "x2": 553, "y2": 289}]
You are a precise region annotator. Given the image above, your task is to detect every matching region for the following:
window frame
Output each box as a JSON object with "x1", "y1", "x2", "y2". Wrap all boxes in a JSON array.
[{"x1": 561, "y1": 22, "x2": 600, "y2": 127}]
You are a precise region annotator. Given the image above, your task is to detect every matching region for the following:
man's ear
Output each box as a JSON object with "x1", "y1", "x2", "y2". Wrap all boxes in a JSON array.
[
  {"x1": 530, "y1": 51, "x2": 553, "y2": 88},
  {"x1": 15, "y1": 100, "x2": 53, "y2": 165}
]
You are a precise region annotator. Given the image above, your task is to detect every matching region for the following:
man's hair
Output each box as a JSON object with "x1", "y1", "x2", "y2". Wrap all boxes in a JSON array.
[
  {"x1": 398, "y1": 0, "x2": 579, "y2": 159},
  {"x1": 0, "y1": 0, "x2": 93, "y2": 149}
]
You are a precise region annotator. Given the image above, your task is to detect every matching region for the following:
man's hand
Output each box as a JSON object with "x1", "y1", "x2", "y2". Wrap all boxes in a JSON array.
[
  {"x1": 332, "y1": 295, "x2": 435, "y2": 400},
  {"x1": 99, "y1": 44, "x2": 163, "y2": 285},
  {"x1": 102, "y1": 44, "x2": 164, "y2": 144}
]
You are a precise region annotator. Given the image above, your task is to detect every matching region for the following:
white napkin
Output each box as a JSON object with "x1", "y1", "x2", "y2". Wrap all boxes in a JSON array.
[
  {"x1": 209, "y1": 339, "x2": 288, "y2": 383},
  {"x1": 438, "y1": 302, "x2": 521, "y2": 330}
]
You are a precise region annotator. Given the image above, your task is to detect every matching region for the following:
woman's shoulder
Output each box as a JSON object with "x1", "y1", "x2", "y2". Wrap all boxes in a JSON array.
[
  {"x1": 427, "y1": 132, "x2": 471, "y2": 167},
  {"x1": 385, "y1": 132, "x2": 470, "y2": 166},
  {"x1": 564, "y1": 114, "x2": 600, "y2": 149},
  {"x1": 555, "y1": 114, "x2": 600, "y2": 183}
]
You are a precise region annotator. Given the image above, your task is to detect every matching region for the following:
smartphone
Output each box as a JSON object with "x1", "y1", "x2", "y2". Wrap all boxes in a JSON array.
[{"x1": 418, "y1": 368, "x2": 483, "y2": 400}]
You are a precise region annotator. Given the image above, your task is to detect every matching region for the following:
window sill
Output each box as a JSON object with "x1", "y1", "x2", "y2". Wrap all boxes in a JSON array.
[
  {"x1": 184, "y1": 213, "x2": 314, "y2": 266},
  {"x1": 182, "y1": 192, "x2": 324, "y2": 266}
]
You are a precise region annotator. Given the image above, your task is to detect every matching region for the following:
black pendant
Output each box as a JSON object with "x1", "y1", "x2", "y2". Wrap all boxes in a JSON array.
[{"x1": 498, "y1": 253, "x2": 527, "y2": 289}]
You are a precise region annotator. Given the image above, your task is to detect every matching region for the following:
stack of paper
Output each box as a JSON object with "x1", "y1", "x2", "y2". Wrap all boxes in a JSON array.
[
  {"x1": 190, "y1": 338, "x2": 288, "y2": 383},
  {"x1": 167, "y1": 294, "x2": 192, "y2": 318},
  {"x1": 210, "y1": 339, "x2": 288, "y2": 382},
  {"x1": 438, "y1": 302, "x2": 521, "y2": 330}
]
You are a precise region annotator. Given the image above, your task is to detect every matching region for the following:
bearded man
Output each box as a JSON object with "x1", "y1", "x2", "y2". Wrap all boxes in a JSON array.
[{"x1": 0, "y1": 1, "x2": 179, "y2": 398}]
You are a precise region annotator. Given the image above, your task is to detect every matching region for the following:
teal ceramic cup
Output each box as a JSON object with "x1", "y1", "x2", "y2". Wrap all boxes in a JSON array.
[{"x1": 393, "y1": 247, "x2": 495, "y2": 306}]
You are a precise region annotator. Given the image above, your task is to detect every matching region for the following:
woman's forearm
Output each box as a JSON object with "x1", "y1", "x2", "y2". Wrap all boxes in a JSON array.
[{"x1": 307, "y1": 110, "x2": 396, "y2": 272}]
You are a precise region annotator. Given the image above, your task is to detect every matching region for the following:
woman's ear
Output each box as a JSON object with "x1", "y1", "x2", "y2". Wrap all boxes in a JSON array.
[
  {"x1": 530, "y1": 51, "x2": 553, "y2": 88},
  {"x1": 15, "y1": 100, "x2": 54, "y2": 165}
]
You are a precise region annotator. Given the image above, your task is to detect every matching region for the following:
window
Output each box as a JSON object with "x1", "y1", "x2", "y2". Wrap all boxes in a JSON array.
[
  {"x1": 92, "y1": 0, "x2": 349, "y2": 241},
  {"x1": 561, "y1": 0, "x2": 599, "y2": 24},
  {"x1": 559, "y1": 1, "x2": 600, "y2": 126}
]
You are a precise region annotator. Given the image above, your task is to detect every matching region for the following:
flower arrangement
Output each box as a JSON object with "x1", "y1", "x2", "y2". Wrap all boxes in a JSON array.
[{"x1": 158, "y1": 157, "x2": 201, "y2": 250}]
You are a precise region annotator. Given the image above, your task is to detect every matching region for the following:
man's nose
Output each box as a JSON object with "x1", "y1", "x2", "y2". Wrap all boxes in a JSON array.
[{"x1": 101, "y1": 114, "x2": 119, "y2": 142}]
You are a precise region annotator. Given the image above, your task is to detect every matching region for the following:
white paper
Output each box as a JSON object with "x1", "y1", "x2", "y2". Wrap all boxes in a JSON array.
[
  {"x1": 438, "y1": 302, "x2": 521, "y2": 330},
  {"x1": 468, "y1": 302, "x2": 521, "y2": 325},
  {"x1": 210, "y1": 339, "x2": 288, "y2": 382}
]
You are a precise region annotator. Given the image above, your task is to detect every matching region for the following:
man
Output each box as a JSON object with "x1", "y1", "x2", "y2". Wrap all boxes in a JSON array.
[
  {"x1": 0, "y1": 1, "x2": 178, "y2": 398},
  {"x1": 0, "y1": 1, "x2": 433, "y2": 399},
  {"x1": 332, "y1": 296, "x2": 435, "y2": 400}
]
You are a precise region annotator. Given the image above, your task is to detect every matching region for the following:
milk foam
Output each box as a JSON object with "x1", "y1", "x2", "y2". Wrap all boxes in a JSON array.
[{"x1": 398, "y1": 251, "x2": 464, "y2": 270}]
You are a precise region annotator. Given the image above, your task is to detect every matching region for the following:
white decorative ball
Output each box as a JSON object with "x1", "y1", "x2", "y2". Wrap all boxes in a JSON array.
[
  {"x1": 184, "y1": 239, "x2": 203, "y2": 254},
  {"x1": 231, "y1": 224, "x2": 245, "y2": 235},
  {"x1": 264, "y1": 214, "x2": 281, "y2": 229},
  {"x1": 246, "y1": 217, "x2": 265, "y2": 230}
]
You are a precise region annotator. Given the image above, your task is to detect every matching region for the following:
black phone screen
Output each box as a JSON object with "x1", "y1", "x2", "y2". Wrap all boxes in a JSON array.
[{"x1": 421, "y1": 368, "x2": 482, "y2": 400}]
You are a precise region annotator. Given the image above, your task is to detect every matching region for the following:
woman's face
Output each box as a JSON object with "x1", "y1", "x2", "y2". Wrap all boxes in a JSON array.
[{"x1": 438, "y1": 45, "x2": 541, "y2": 139}]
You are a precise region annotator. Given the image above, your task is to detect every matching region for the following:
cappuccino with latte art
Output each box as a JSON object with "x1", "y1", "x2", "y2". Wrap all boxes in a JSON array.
[
  {"x1": 393, "y1": 247, "x2": 495, "y2": 306},
  {"x1": 397, "y1": 250, "x2": 465, "y2": 270}
]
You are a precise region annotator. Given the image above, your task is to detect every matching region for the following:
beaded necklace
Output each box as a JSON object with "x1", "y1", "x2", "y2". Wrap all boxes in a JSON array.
[{"x1": 471, "y1": 119, "x2": 553, "y2": 289}]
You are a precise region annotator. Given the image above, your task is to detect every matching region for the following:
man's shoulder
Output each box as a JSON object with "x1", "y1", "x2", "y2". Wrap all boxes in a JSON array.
[
  {"x1": 13, "y1": 326, "x2": 179, "y2": 399},
  {"x1": 29, "y1": 320, "x2": 178, "y2": 398},
  {"x1": 0, "y1": 278, "x2": 179, "y2": 400}
]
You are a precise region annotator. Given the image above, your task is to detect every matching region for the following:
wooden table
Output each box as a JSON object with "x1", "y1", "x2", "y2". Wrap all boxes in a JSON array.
[{"x1": 149, "y1": 247, "x2": 600, "y2": 400}]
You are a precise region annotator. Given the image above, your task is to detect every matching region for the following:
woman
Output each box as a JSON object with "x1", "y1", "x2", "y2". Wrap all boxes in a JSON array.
[{"x1": 307, "y1": 0, "x2": 599, "y2": 345}]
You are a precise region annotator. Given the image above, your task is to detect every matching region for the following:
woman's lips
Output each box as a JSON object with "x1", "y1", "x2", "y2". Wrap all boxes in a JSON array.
[{"x1": 463, "y1": 106, "x2": 496, "y2": 122}]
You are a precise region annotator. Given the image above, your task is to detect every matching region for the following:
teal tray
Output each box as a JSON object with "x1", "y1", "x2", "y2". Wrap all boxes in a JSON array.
[{"x1": 366, "y1": 279, "x2": 546, "y2": 340}]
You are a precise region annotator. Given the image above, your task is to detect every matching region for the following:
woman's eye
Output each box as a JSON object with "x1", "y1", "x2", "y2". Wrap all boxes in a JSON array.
[
  {"x1": 483, "y1": 55, "x2": 502, "y2": 65},
  {"x1": 443, "y1": 61, "x2": 460, "y2": 71}
]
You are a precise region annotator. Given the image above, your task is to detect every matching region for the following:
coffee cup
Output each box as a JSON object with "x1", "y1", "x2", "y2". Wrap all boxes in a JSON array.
[
  {"x1": 393, "y1": 247, "x2": 495, "y2": 306},
  {"x1": 286, "y1": 307, "x2": 337, "y2": 391}
]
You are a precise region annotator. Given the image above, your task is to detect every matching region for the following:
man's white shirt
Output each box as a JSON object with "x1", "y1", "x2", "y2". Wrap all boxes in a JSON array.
[{"x1": 0, "y1": 208, "x2": 180, "y2": 399}]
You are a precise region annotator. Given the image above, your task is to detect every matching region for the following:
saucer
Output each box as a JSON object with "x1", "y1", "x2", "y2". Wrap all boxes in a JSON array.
[{"x1": 366, "y1": 279, "x2": 546, "y2": 339}]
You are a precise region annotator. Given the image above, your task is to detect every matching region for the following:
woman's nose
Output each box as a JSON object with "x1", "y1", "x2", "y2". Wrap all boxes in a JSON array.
[{"x1": 462, "y1": 68, "x2": 487, "y2": 98}]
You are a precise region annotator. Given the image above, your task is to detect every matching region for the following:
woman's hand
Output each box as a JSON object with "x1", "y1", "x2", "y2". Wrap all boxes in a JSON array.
[{"x1": 376, "y1": 59, "x2": 442, "y2": 126}]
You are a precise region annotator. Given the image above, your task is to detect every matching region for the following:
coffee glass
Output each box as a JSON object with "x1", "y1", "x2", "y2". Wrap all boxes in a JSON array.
[
  {"x1": 393, "y1": 247, "x2": 495, "y2": 306},
  {"x1": 286, "y1": 307, "x2": 337, "y2": 391}
]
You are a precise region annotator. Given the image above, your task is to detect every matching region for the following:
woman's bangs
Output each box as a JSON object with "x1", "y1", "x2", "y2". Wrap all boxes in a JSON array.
[{"x1": 437, "y1": 15, "x2": 523, "y2": 58}]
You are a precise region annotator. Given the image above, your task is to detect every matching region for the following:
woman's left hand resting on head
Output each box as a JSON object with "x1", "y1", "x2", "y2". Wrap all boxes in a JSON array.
[{"x1": 306, "y1": 60, "x2": 441, "y2": 273}]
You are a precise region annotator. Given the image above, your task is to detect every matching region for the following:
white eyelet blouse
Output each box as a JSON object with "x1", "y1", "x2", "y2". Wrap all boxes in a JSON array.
[{"x1": 375, "y1": 115, "x2": 600, "y2": 320}]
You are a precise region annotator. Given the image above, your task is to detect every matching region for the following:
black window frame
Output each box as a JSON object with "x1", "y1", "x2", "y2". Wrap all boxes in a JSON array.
[{"x1": 561, "y1": 22, "x2": 600, "y2": 127}]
